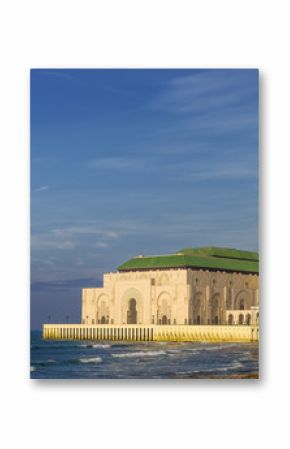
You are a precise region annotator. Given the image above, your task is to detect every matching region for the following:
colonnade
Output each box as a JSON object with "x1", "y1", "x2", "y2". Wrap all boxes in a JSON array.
[{"x1": 43, "y1": 324, "x2": 259, "y2": 342}]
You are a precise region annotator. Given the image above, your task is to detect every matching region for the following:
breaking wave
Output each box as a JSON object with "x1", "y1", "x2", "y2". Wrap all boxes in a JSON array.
[
  {"x1": 79, "y1": 343, "x2": 111, "y2": 349},
  {"x1": 206, "y1": 361, "x2": 244, "y2": 372},
  {"x1": 79, "y1": 357, "x2": 102, "y2": 364},
  {"x1": 199, "y1": 344, "x2": 240, "y2": 351},
  {"x1": 112, "y1": 350, "x2": 166, "y2": 358},
  {"x1": 167, "y1": 348, "x2": 201, "y2": 355}
]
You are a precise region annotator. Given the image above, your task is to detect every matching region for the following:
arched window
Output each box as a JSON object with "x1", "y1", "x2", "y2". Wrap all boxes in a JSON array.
[
  {"x1": 197, "y1": 315, "x2": 201, "y2": 325},
  {"x1": 238, "y1": 314, "x2": 244, "y2": 325},
  {"x1": 239, "y1": 299, "x2": 245, "y2": 310},
  {"x1": 228, "y1": 314, "x2": 234, "y2": 325},
  {"x1": 246, "y1": 314, "x2": 251, "y2": 325}
]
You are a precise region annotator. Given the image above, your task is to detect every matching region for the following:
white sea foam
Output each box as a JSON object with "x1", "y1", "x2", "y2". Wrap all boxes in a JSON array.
[
  {"x1": 201, "y1": 343, "x2": 239, "y2": 351},
  {"x1": 47, "y1": 359, "x2": 56, "y2": 363},
  {"x1": 112, "y1": 350, "x2": 166, "y2": 358},
  {"x1": 168, "y1": 348, "x2": 201, "y2": 354},
  {"x1": 206, "y1": 361, "x2": 244, "y2": 372},
  {"x1": 92, "y1": 344, "x2": 111, "y2": 349},
  {"x1": 79, "y1": 344, "x2": 111, "y2": 348},
  {"x1": 79, "y1": 357, "x2": 102, "y2": 364}
]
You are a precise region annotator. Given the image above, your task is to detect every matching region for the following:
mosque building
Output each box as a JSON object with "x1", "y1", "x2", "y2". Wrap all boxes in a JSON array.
[{"x1": 81, "y1": 247, "x2": 259, "y2": 327}]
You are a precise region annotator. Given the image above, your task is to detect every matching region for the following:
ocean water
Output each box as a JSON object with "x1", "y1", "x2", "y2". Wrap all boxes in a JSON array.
[{"x1": 30, "y1": 331, "x2": 259, "y2": 379}]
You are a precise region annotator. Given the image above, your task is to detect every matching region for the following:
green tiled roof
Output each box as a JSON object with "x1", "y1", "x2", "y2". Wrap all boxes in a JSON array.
[
  {"x1": 117, "y1": 247, "x2": 259, "y2": 273},
  {"x1": 178, "y1": 246, "x2": 258, "y2": 261}
]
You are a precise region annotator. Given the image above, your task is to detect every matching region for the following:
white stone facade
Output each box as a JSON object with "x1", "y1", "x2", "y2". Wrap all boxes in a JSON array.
[{"x1": 81, "y1": 268, "x2": 259, "y2": 326}]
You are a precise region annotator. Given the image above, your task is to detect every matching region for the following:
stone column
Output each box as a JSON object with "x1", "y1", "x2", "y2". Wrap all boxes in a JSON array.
[
  {"x1": 205, "y1": 285, "x2": 210, "y2": 324},
  {"x1": 222, "y1": 286, "x2": 227, "y2": 324},
  {"x1": 255, "y1": 288, "x2": 259, "y2": 307}
]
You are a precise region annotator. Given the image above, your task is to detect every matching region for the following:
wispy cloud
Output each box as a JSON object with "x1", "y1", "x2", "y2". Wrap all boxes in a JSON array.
[
  {"x1": 88, "y1": 157, "x2": 144, "y2": 171},
  {"x1": 87, "y1": 155, "x2": 257, "y2": 182},
  {"x1": 31, "y1": 223, "x2": 121, "y2": 252},
  {"x1": 177, "y1": 161, "x2": 258, "y2": 181},
  {"x1": 150, "y1": 70, "x2": 257, "y2": 114},
  {"x1": 148, "y1": 70, "x2": 258, "y2": 138},
  {"x1": 32, "y1": 185, "x2": 50, "y2": 193},
  {"x1": 31, "y1": 277, "x2": 101, "y2": 291},
  {"x1": 94, "y1": 242, "x2": 109, "y2": 248},
  {"x1": 51, "y1": 226, "x2": 120, "y2": 239},
  {"x1": 31, "y1": 235, "x2": 76, "y2": 250}
]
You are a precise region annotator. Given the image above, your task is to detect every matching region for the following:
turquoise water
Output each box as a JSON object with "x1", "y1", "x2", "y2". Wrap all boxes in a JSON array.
[{"x1": 30, "y1": 331, "x2": 259, "y2": 379}]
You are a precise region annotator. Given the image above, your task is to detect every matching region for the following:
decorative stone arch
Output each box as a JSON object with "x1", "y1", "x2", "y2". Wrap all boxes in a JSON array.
[
  {"x1": 96, "y1": 294, "x2": 110, "y2": 324},
  {"x1": 156, "y1": 291, "x2": 172, "y2": 324},
  {"x1": 120, "y1": 288, "x2": 144, "y2": 324},
  {"x1": 234, "y1": 290, "x2": 251, "y2": 310}
]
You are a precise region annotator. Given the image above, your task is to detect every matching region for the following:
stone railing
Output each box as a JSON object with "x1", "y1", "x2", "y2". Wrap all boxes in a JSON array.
[{"x1": 43, "y1": 324, "x2": 259, "y2": 343}]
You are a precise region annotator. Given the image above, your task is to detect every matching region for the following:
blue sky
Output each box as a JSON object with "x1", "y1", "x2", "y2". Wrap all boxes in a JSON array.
[{"x1": 31, "y1": 69, "x2": 258, "y2": 329}]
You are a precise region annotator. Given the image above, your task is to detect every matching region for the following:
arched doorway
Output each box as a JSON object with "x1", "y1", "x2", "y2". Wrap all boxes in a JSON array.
[
  {"x1": 228, "y1": 314, "x2": 233, "y2": 325},
  {"x1": 161, "y1": 315, "x2": 168, "y2": 325},
  {"x1": 127, "y1": 298, "x2": 137, "y2": 324},
  {"x1": 157, "y1": 292, "x2": 172, "y2": 325},
  {"x1": 238, "y1": 314, "x2": 244, "y2": 325},
  {"x1": 193, "y1": 292, "x2": 203, "y2": 324},
  {"x1": 210, "y1": 294, "x2": 220, "y2": 325},
  {"x1": 246, "y1": 314, "x2": 251, "y2": 325},
  {"x1": 97, "y1": 296, "x2": 110, "y2": 324}
]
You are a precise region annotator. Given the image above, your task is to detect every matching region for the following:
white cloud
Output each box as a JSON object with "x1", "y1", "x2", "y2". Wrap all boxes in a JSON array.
[
  {"x1": 94, "y1": 242, "x2": 109, "y2": 248},
  {"x1": 105, "y1": 231, "x2": 119, "y2": 239}
]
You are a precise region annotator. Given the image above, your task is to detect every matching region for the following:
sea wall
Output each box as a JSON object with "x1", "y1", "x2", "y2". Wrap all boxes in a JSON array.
[{"x1": 42, "y1": 324, "x2": 259, "y2": 343}]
